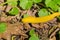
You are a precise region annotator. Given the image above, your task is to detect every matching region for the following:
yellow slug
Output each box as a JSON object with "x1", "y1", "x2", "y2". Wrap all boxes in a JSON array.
[{"x1": 22, "y1": 12, "x2": 60, "y2": 23}]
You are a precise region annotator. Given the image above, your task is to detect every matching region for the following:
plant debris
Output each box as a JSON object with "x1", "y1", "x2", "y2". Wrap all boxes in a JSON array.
[{"x1": 0, "y1": 0, "x2": 60, "y2": 40}]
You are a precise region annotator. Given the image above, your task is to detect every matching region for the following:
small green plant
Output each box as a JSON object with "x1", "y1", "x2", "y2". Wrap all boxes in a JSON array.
[
  {"x1": 6, "y1": 0, "x2": 19, "y2": 15},
  {"x1": 45, "y1": 0, "x2": 60, "y2": 11},
  {"x1": 9, "y1": 7, "x2": 19, "y2": 15},
  {"x1": 0, "y1": 0, "x2": 19, "y2": 16},
  {"x1": 32, "y1": 0, "x2": 42, "y2": 3},
  {"x1": 19, "y1": 0, "x2": 42, "y2": 10},
  {"x1": 7, "y1": 0, "x2": 17, "y2": 7},
  {"x1": 29, "y1": 29, "x2": 39, "y2": 40},
  {"x1": 0, "y1": 22, "x2": 7, "y2": 33},
  {"x1": 0, "y1": 0, "x2": 60, "y2": 16},
  {"x1": 20, "y1": 0, "x2": 33, "y2": 10},
  {"x1": 38, "y1": 8, "x2": 50, "y2": 17}
]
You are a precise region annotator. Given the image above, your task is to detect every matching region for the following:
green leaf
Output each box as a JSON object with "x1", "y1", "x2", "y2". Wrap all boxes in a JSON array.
[
  {"x1": 29, "y1": 29, "x2": 35, "y2": 36},
  {"x1": 9, "y1": 7, "x2": 19, "y2": 15},
  {"x1": 32, "y1": 0, "x2": 42, "y2": 3},
  {"x1": 8, "y1": 2, "x2": 17, "y2": 6},
  {"x1": 7, "y1": 0, "x2": 17, "y2": 6},
  {"x1": 29, "y1": 29, "x2": 39, "y2": 40},
  {"x1": 38, "y1": 8, "x2": 50, "y2": 17},
  {"x1": 45, "y1": 0, "x2": 52, "y2": 6},
  {"x1": 58, "y1": 7, "x2": 60, "y2": 12},
  {"x1": 20, "y1": 0, "x2": 33, "y2": 9},
  {"x1": 45, "y1": 0, "x2": 59, "y2": 11},
  {"x1": 24, "y1": 13, "x2": 29, "y2": 18},
  {"x1": 7, "y1": 0, "x2": 17, "y2": 2},
  {"x1": 57, "y1": 7, "x2": 60, "y2": 20},
  {"x1": 29, "y1": 34, "x2": 39, "y2": 40},
  {"x1": 0, "y1": 22, "x2": 6, "y2": 33},
  {"x1": 53, "y1": 0, "x2": 60, "y2": 5}
]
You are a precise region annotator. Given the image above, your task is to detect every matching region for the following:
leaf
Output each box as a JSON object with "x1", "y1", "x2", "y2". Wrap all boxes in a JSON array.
[
  {"x1": 24, "y1": 13, "x2": 29, "y2": 18},
  {"x1": 32, "y1": 0, "x2": 42, "y2": 3},
  {"x1": 7, "y1": 0, "x2": 17, "y2": 2},
  {"x1": 29, "y1": 29, "x2": 35, "y2": 36},
  {"x1": 29, "y1": 29, "x2": 39, "y2": 40},
  {"x1": 8, "y1": 2, "x2": 17, "y2": 6},
  {"x1": 29, "y1": 34, "x2": 39, "y2": 40},
  {"x1": 20, "y1": 0, "x2": 33, "y2": 9},
  {"x1": 58, "y1": 7, "x2": 60, "y2": 12},
  {"x1": 9, "y1": 7, "x2": 19, "y2": 15},
  {"x1": 53, "y1": 0, "x2": 60, "y2": 5},
  {"x1": 45, "y1": 0, "x2": 59, "y2": 11},
  {"x1": 0, "y1": 22, "x2": 6, "y2": 33},
  {"x1": 7, "y1": 0, "x2": 17, "y2": 6},
  {"x1": 38, "y1": 8, "x2": 50, "y2": 17},
  {"x1": 57, "y1": 7, "x2": 60, "y2": 20}
]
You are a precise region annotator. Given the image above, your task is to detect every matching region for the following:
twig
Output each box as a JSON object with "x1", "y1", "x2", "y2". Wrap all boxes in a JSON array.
[{"x1": 50, "y1": 28, "x2": 60, "y2": 38}]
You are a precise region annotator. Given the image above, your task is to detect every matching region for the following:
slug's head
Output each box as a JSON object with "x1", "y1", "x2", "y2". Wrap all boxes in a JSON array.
[{"x1": 51, "y1": 12, "x2": 60, "y2": 18}]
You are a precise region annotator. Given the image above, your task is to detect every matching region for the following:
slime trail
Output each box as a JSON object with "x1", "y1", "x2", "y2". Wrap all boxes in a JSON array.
[{"x1": 22, "y1": 12, "x2": 60, "y2": 23}]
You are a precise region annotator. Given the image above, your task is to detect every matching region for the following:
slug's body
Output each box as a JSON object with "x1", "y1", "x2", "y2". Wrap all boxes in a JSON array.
[{"x1": 22, "y1": 12, "x2": 60, "y2": 23}]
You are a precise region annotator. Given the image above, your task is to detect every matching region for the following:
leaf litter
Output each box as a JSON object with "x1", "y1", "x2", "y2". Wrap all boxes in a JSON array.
[{"x1": 0, "y1": 0, "x2": 60, "y2": 40}]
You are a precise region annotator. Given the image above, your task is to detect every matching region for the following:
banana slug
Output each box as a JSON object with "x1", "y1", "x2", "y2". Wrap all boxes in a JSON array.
[{"x1": 22, "y1": 12, "x2": 60, "y2": 23}]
